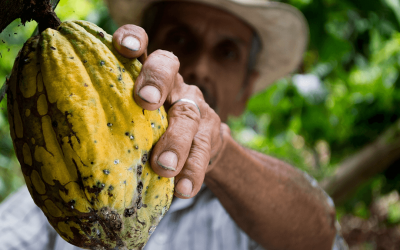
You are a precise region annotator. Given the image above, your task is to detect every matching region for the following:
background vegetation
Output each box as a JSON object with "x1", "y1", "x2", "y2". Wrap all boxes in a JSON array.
[{"x1": 1, "y1": 0, "x2": 400, "y2": 248}]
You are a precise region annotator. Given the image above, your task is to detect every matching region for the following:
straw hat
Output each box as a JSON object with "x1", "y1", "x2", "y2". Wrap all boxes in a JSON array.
[{"x1": 106, "y1": 0, "x2": 308, "y2": 93}]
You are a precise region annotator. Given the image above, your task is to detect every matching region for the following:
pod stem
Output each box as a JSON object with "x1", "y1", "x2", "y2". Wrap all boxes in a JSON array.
[{"x1": 0, "y1": 0, "x2": 61, "y2": 34}]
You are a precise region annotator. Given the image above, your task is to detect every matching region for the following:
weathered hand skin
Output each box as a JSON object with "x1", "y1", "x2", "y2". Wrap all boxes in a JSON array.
[{"x1": 7, "y1": 20, "x2": 174, "y2": 250}]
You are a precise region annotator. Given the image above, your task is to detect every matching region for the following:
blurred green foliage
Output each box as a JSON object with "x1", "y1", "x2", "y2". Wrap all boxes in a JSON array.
[
  {"x1": 230, "y1": 0, "x2": 400, "y2": 218},
  {"x1": 0, "y1": 0, "x2": 400, "y2": 228}
]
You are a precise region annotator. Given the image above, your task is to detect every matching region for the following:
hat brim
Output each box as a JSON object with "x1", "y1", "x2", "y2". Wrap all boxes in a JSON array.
[{"x1": 106, "y1": 0, "x2": 309, "y2": 94}]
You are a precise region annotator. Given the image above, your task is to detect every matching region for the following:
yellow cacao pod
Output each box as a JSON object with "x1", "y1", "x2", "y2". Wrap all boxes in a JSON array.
[{"x1": 7, "y1": 20, "x2": 174, "y2": 250}]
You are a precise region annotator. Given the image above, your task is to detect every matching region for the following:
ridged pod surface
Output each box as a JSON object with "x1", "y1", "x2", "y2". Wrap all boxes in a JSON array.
[{"x1": 7, "y1": 20, "x2": 174, "y2": 250}]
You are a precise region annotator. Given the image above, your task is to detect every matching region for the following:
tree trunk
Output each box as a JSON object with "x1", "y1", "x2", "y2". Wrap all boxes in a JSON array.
[{"x1": 320, "y1": 119, "x2": 400, "y2": 205}]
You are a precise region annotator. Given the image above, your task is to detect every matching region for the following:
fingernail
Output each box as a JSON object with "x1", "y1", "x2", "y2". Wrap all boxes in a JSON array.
[
  {"x1": 138, "y1": 85, "x2": 161, "y2": 104},
  {"x1": 176, "y1": 178, "x2": 192, "y2": 197},
  {"x1": 121, "y1": 36, "x2": 140, "y2": 51},
  {"x1": 157, "y1": 151, "x2": 178, "y2": 171}
]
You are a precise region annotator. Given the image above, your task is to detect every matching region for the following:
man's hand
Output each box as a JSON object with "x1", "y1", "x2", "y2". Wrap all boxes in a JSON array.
[{"x1": 113, "y1": 25, "x2": 224, "y2": 199}]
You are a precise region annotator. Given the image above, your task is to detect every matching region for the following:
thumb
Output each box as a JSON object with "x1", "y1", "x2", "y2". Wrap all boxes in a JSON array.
[{"x1": 112, "y1": 24, "x2": 148, "y2": 59}]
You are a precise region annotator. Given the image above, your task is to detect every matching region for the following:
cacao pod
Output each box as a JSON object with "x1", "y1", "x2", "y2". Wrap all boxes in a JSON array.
[{"x1": 7, "y1": 20, "x2": 174, "y2": 250}]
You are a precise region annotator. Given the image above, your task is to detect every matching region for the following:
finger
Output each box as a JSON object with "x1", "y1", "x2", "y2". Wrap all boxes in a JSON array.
[
  {"x1": 207, "y1": 112, "x2": 224, "y2": 165},
  {"x1": 134, "y1": 50, "x2": 180, "y2": 111},
  {"x1": 149, "y1": 98, "x2": 202, "y2": 178},
  {"x1": 112, "y1": 24, "x2": 148, "y2": 58},
  {"x1": 174, "y1": 121, "x2": 214, "y2": 198}
]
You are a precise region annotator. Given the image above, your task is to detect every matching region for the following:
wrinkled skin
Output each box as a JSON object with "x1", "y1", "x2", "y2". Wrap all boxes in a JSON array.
[{"x1": 112, "y1": 2, "x2": 338, "y2": 250}]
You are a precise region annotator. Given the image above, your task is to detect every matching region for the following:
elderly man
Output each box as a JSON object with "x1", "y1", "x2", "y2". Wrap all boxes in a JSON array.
[{"x1": 0, "y1": 0, "x2": 347, "y2": 249}]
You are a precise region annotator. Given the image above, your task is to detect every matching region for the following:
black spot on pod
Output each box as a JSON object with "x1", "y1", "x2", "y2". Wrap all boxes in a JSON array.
[
  {"x1": 50, "y1": 46, "x2": 56, "y2": 50},
  {"x1": 137, "y1": 165, "x2": 142, "y2": 176},
  {"x1": 108, "y1": 185, "x2": 114, "y2": 191},
  {"x1": 70, "y1": 57, "x2": 74, "y2": 59},
  {"x1": 135, "y1": 145, "x2": 139, "y2": 150},
  {"x1": 158, "y1": 176, "x2": 161, "y2": 180},
  {"x1": 107, "y1": 123, "x2": 113, "y2": 127},
  {"x1": 110, "y1": 84, "x2": 114, "y2": 88},
  {"x1": 124, "y1": 207, "x2": 135, "y2": 217},
  {"x1": 100, "y1": 61, "x2": 105, "y2": 66},
  {"x1": 122, "y1": 68, "x2": 125, "y2": 72},
  {"x1": 141, "y1": 154, "x2": 148, "y2": 164},
  {"x1": 137, "y1": 181, "x2": 143, "y2": 193},
  {"x1": 117, "y1": 240, "x2": 124, "y2": 247},
  {"x1": 136, "y1": 196, "x2": 142, "y2": 209},
  {"x1": 137, "y1": 243, "x2": 145, "y2": 250},
  {"x1": 103, "y1": 169, "x2": 110, "y2": 175},
  {"x1": 83, "y1": 60, "x2": 87, "y2": 63},
  {"x1": 99, "y1": 31, "x2": 104, "y2": 38},
  {"x1": 118, "y1": 75, "x2": 122, "y2": 81},
  {"x1": 125, "y1": 132, "x2": 129, "y2": 136}
]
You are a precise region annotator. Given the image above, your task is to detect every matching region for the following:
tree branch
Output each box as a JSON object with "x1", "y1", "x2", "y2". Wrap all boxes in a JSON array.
[
  {"x1": 320, "y1": 119, "x2": 400, "y2": 205},
  {"x1": 0, "y1": 0, "x2": 60, "y2": 34}
]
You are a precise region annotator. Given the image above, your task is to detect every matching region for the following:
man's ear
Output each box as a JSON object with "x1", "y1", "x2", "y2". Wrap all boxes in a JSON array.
[{"x1": 232, "y1": 70, "x2": 259, "y2": 116}]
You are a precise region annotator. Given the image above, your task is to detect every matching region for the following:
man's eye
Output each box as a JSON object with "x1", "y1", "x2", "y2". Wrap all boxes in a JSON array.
[
  {"x1": 172, "y1": 34, "x2": 186, "y2": 45},
  {"x1": 221, "y1": 48, "x2": 237, "y2": 59},
  {"x1": 215, "y1": 41, "x2": 240, "y2": 61},
  {"x1": 167, "y1": 30, "x2": 189, "y2": 46}
]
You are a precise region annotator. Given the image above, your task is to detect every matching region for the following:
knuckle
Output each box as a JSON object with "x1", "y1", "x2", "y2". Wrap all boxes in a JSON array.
[
  {"x1": 185, "y1": 153, "x2": 208, "y2": 175},
  {"x1": 211, "y1": 110, "x2": 221, "y2": 124},
  {"x1": 154, "y1": 50, "x2": 180, "y2": 65},
  {"x1": 193, "y1": 131, "x2": 210, "y2": 149},
  {"x1": 169, "y1": 103, "x2": 201, "y2": 124},
  {"x1": 201, "y1": 101, "x2": 220, "y2": 123},
  {"x1": 187, "y1": 84, "x2": 204, "y2": 98},
  {"x1": 143, "y1": 64, "x2": 174, "y2": 88}
]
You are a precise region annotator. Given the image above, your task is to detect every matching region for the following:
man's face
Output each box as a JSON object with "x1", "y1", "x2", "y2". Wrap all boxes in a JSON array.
[{"x1": 147, "y1": 2, "x2": 258, "y2": 122}]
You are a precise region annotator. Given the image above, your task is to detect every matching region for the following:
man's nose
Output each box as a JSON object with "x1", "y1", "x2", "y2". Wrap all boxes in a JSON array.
[{"x1": 181, "y1": 54, "x2": 211, "y2": 83}]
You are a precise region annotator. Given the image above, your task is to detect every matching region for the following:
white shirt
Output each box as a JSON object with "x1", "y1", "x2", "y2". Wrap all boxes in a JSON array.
[{"x1": 0, "y1": 184, "x2": 347, "y2": 250}]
